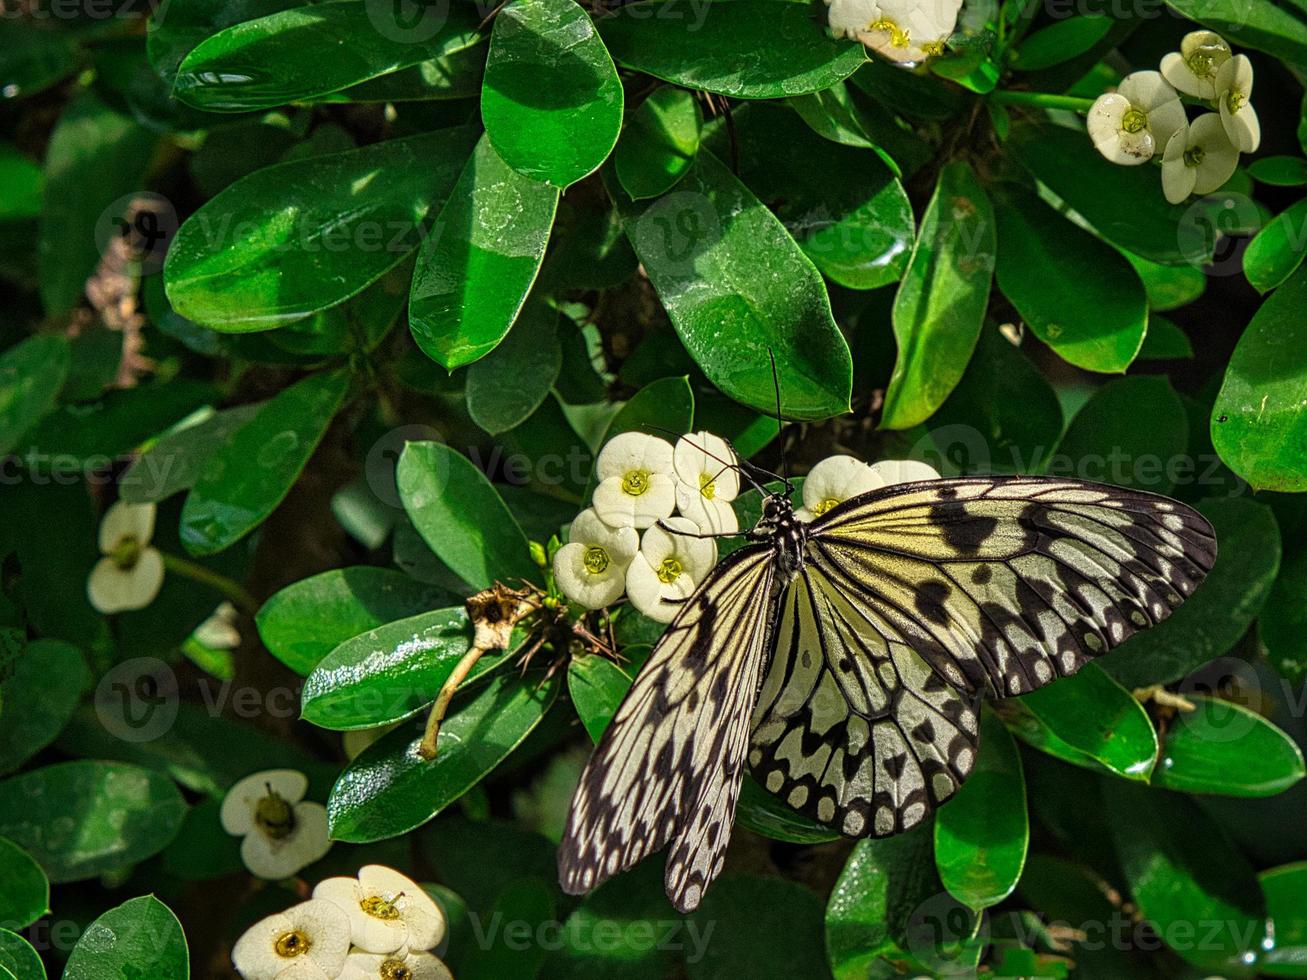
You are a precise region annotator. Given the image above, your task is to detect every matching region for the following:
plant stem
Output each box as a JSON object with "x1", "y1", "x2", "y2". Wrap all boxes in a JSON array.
[
  {"x1": 417, "y1": 645, "x2": 488, "y2": 760},
  {"x1": 989, "y1": 91, "x2": 1097, "y2": 113},
  {"x1": 161, "y1": 553, "x2": 260, "y2": 617}
]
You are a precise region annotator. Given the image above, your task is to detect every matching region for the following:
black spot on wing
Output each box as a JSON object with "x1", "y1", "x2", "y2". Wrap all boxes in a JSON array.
[
  {"x1": 929, "y1": 500, "x2": 999, "y2": 556},
  {"x1": 914, "y1": 580, "x2": 952, "y2": 625}
]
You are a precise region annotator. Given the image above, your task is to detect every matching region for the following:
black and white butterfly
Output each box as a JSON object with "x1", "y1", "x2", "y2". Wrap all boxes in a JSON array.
[{"x1": 557, "y1": 471, "x2": 1216, "y2": 912}]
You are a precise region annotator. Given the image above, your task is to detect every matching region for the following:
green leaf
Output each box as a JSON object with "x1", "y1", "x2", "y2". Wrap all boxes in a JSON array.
[
  {"x1": 994, "y1": 184, "x2": 1147, "y2": 373},
  {"x1": 547, "y1": 861, "x2": 680, "y2": 978},
  {"x1": 1104, "y1": 780, "x2": 1265, "y2": 975},
  {"x1": 257, "y1": 566, "x2": 456, "y2": 676},
  {"x1": 598, "y1": 0, "x2": 865, "y2": 99},
  {"x1": 1262, "y1": 863, "x2": 1307, "y2": 976},
  {"x1": 1249, "y1": 155, "x2": 1307, "y2": 187},
  {"x1": 1152, "y1": 695, "x2": 1305, "y2": 797},
  {"x1": 0, "y1": 838, "x2": 48, "y2": 930},
  {"x1": 118, "y1": 403, "x2": 262, "y2": 504},
  {"x1": 1124, "y1": 250, "x2": 1206, "y2": 311},
  {"x1": 615, "y1": 86, "x2": 702, "y2": 200},
  {"x1": 690, "y1": 876, "x2": 831, "y2": 980},
  {"x1": 1162, "y1": 0, "x2": 1307, "y2": 69},
  {"x1": 328, "y1": 672, "x2": 560, "y2": 842},
  {"x1": 63, "y1": 896, "x2": 188, "y2": 979},
  {"x1": 882, "y1": 161, "x2": 994, "y2": 430},
  {"x1": 735, "y1": 777, "x2": 841, "y2": 845},
  {"x1": 0, "y1": 334, "x2": 69, "y2": 457},
  {"x1": 1101, "y1": 497, "x2": 1281, "y2": 688},
  {"x1": 1212, "y1": 267, "x2": 1307, "y2": 491},
  {"x1": 1011, "y1": 123, "x2": 1211, "y2": 265},
  {"x1": 0, "y1": 762, "x2": 186, "y2": 883},
  {"x1": 38, "y1": 92, "x2": 157, "y2": 317},
  {"x1": 1136, "y1": 316, "x2": 1194, "y2": 361},
  {"x1": 567, "y1": 654, "x2": 632, "y2": 742},
  {"x1": 0, "y1": 143, "x2": 42, "y2": 222},
  {"x1": 166, "y1": 126, "x2": 478, "y2": 331},
  {"x1": 181, "y1": 370, "x2": 349, "y2": 554},
  {"x1": 483, "y1": 0, "x2": 623, "y2": 188},
  {"x1": 466, "y1": 302, "x2": 563, "y2": 435},
  {"x1": 173, "y1": 0, "x2": 481, "y2": 110},
  {"x1": 611, "y1": 151, "x2": 852, "y2": 420},
  {"x1": 1010, "y1": 15, "x2": 1112, "y2": 70},
  {"x1": 397, "y1": 440, "x2": 539, "y2": 590},
  {"x1": 409, "y1": 135, "x2": 560, "y2": 369},
  {"x1": 1051, "y1": 376, "x2": 1188, "y2": 492},
  {"x1": 997, "y1": 663, "x2": 1157, "y2": 781},
  {"x1": 1263, "y1": 546, "x2": 1307, "y2": 684},
  {"x1": 302, "y1": 607, "x2": 516, "y2": 730},
  {"x1": 0, "y1": 22, "x2": 78, "y2": 102},
  {"x1": 0, "y1": 929, "x2": 44, "y2": 980},
  {"x1": 934, "y1": 710, "x2": 1027, "y2": 910},
  {"x1": 0, "y1": 640, "x2": 89, "y2": 776},
  {"x1": 1244, "y1": 198, "x2": 1307, "y2": 293}
]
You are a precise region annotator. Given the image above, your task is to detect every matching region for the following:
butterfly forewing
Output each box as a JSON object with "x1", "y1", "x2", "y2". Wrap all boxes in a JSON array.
[{"x1": 558, "y1": 545, "x2": 778, "y2": 913}]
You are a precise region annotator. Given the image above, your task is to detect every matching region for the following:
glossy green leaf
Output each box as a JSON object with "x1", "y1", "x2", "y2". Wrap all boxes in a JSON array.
[
  {"x1": 997, "y1": 664, "x2": 1157, "y2": 781},
  {"x1": 64, "y1": 896, "x2": 188, "y2": 979},
  {"x1": 118, "y1": 403, "x2": 262, "y2": 504},
  {"x1": 409, "y1": 135, "x2": 560, "y2": 369},
  {"x1": 0, "y1": 640, "x2": 89, "y2": 776},
  {"x1": 788, "y1": 82, "x2": 880, "y2": 151},
  {"x1": 995, "y1": 184, "x2": 1147, "y2": 373},
  {"x1": 1249, "y1": 156, "x2": 1307, "y2": 187},
  {"x1": 0, "y1": 762, "x2": 186, "y2": 883},
  {"x1": 1244, "y1": 198, "x2": 1307, "y2": 293},
  {"x1": 882, "y1": 161, "x2": 994, "y2": 430},
  {"x1": 690, "y1": 876, "x2": 830, "y2": 980},
  {"x1": 567, "y1": 654, "x2": 632, "y2": 743},
  {"x1": 257, "y1": 566, "x2": 457, "y2": 676},
  {"x1": 1263, "y1": 546, "x2": 1307, "y2": 684},
  {"x1": 934, "y1": 710, "x2": 1028, "y2": 910},
  {"x1": 1052, "y1": 376, "x2": 1188, "y2": 492},
  {"x1": 166, "y1": 126, "x2": 478, "y2": 331},
  {"x1": 1212, "y1": 267, "x2": 1307, "y2": 491},
  {"x1": 181, "y1": 370, "x2": 349, "y2": 554},
  {"x1": 598, "y1": 0, "x2": 865, "y2": 99},
  {"x1": 0, "y1": 929, "x2": 44, "y2": 980},
  {"x1": 1153, "y1": 695, "x2": 1305, "y2": 797},
  {"x1": 1163, "y1": 0, "x2": 1307, "y2": 69},
  {"x1": 1136, "y1": 316, "x2": 1194, "y2": 360},
  {"x1": 0, "y1": 143, "x2": 41, "y2": 221},
  {"x1": 1262, "y1": 862, "x2": 1307, "y2": 976},
  {"x1": 1102, "y1": 497, "x2": 1281, "y2": 688},
  {"x1": 320, "y1": 43, "x2": 488, "y2": 103},
  {"x1": 1104, "y1": 780, "x2": 1265, "y2": 975},
  {"x1": 1011, "y1": 16, "x2": 1112, "y2": 70},
  {"x1": 615, "y1": 86, "x2": 702, "y2": 200},
  {"x1": 302, "y1": 607, "x2": 516, "y2": 730},
  {"x1": 0, "y1": 838, "x2": 48, "y2": 930},
  {"x1": 735, "y1": 777, "x2": 841, "y2": 844},
  {"x1": 1124, "y1": 250, "x2": 1207, "y2": 311},
  {"x1": 466, "y1": 302, "x2": 563, "y2": 435},
  {"x1": 397, "y1": 440, "x2": 539, "y2": 590},
  {"x1": 612, "y1": 151, "x2": 852, "y2": 420},
  {"x1": 173, "y1": 0, "x2": 481, "y2": 110},
  {"x1": 0, "y1": 334, "x2": 69, "y2": 457},
  {"x1": 328, "y1": 672, "x2": 560, "y2": 842},
  {"x1": 483, "y1": 0, "x2": 622, "y2": 188},
  {"x1": 38, "y1": 92, "x2": 157, "y2": 317},
  {"x1": 1011, "y1": 123, "x2": 1212, "y2": 265}
]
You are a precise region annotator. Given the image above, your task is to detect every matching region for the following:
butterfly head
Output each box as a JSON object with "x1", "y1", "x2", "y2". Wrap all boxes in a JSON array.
[{"x1": 752, "y1": 492, "x2": 807, "y2": 580}]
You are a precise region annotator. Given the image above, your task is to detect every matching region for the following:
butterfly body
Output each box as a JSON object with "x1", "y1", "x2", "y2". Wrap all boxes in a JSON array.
[{"x1": 559, "y1": 476, "x2": 1216, "y2": 912}]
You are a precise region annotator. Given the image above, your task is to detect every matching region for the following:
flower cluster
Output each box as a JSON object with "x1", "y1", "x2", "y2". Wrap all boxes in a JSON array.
[
  {"x1": 554, "y1": 431, "x2": 736, "y2": 623},
  {"x1": 232, "y1": 865, "x2": 451, "y2": 980},
  {"x1": 825, "y1": 0, "x2": 962, "y2": 64},
  {"x1": 1088, "y1": 31, "x2": 1259, "y2": 204},
  {"x1": 796, "y1": 455, "x2": 941, "y2": 521}
]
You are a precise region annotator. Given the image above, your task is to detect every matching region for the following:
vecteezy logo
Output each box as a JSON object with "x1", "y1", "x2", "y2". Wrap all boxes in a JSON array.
[
  {"x1": 631, "y1": 190, "x2": 720, "y2": 280},
  {"x1": 1176, "y1": 191, "x2": 1261, "y2": 277},
  {"x1": 93, "y1": 192, "x2": 179, "y2": 276},
  {"x1": 364, "y1": 424, "x2": 443, "y2": 508},
  {"x1": 94, "y1": 657, "x2": 179, "y2": 743},
  {"x1": 364, "y1": 0, "x2": 451, "y2": 43}
]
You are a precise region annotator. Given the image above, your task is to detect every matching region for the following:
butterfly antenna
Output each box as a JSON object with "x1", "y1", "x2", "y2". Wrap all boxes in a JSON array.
[
  {"x1": 768, "y1": 349, "x2": 793, "y2": 493},
  {"x1": 636, "y1": 424, "x2": 767, "y2": 496}
]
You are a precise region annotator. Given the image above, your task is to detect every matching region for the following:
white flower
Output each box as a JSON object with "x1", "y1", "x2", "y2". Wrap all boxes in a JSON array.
[
  {"x1": 797, "y1": 456, "x2": 940, "y2": 522},
  {"x1": 231, "y1": 900, "x2": 350, "y2": 980},
  {"x1": 313, "y1": 866, "x2": 446, "y2": 955},
  {"x1": 855, "y1": 0, "x2": 962, "y2": 63},
  {"x1": 591, "y1": 432, "x2": 676, "y2": 529},
  {"x1": 1160, "y1": 30, "x2": 1232, "y2": 100},
  {"x1": 338, "y1": 947, "x2": 452, "y2": 980},
  {"x1": 625, "y1": 518, "x2": 717, "y2": 623},
  {"x1": 220, "y1": 770, "x2": 332, "y2": 880},
  {"x1": 673, "y1": 431, "x2": 740, "y2": 535},
  {"x1": 193, "y1": 601, "x2": 241, "y2": 649},
  {"x1": 825, "y1": 0, "x2": 882, "y2": 39},
  {"x1": 1161, "y1": 113, "x2": 1240, "y2": 204},
  {"x1": 1087, "y1": 71, "x2": 1186, "y2": 165},
  {"x1": 1216, "y1": 54, "x2": 1259, "y2": 152},
  {"x1": 87, "y1": 500, "x2": 164, "y2": 613},
  {"x1": 553, "y1": 508, "x2": 639, "y2": 609}
]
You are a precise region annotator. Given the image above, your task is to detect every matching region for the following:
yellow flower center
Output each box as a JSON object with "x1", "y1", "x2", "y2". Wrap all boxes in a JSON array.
[
  {"x1": 870, "y1": 18, "x2": 910, "y2": 48},
  {"x1": 583, "y1": 546, "x2": 610, "y2": 575},
  {"x1": 698, "y1": 472, "x2": 716, "y2": 500},
  {"x1": 1226, "y1": 89, "x2": 1245, "y2": 113},
  {"x1": 656, "y1": 557, "x2": 683, "y2": 584},
  {"x1": 812, "y1": 497, "x2": 842, "y2": 517},
  {"x1": 1183, "y1": 145, "x2": 1205, "y2": 168},
  {"x1": 1187, "y1": 51, "x2": 1216, "y2": 78},
  {"x1": 1121, "y1": 108, "x2": 1148, "y2": 134},
  {"x1": 361, "y1": 894, "x2": 403, "y2": 920},
  {"x1": 381, "y1": 960, "x2": 413, "y2": 980},
  {"x1": 921, "y1": 39, "x2": 947, "y2": 57},
  {"x1": 109, "y1": 535, "x2": 142, "y2": 571},
  {"x1": 274, "y1": 930, "x2": 311, "y2": 959},
  {"x1": 621, "y1": 470, "x2": 649, "y2": 496},
  {"x1": 255, "y1": 787, "x2": 296, "y2": 841}
]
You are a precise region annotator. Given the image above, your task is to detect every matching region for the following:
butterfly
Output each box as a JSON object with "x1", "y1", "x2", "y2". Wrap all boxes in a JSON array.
[{"x1": 557, "y1": 471, "x2": 1216, "y2": 912}]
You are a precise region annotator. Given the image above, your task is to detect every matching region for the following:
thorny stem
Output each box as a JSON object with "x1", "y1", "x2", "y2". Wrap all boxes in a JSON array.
[
  {"x1": 161, "y1": 553, "x2": 260, "y2": 618},
  {"x1": 989, "y1": 91, "x2": 1097, "y2": 113}
]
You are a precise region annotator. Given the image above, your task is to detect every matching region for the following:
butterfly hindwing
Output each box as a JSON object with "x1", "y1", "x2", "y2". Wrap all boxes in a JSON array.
[{"x1": 557, "y1": 545, "x2": 778, "y2": 913}]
